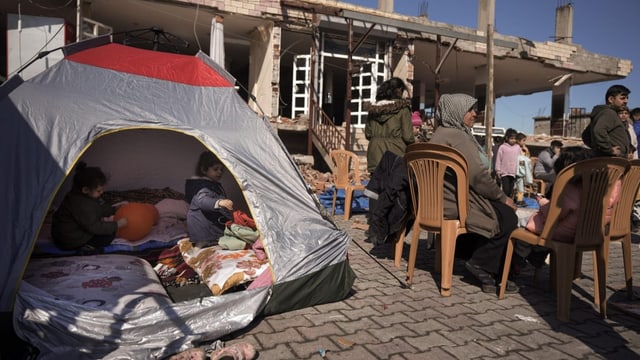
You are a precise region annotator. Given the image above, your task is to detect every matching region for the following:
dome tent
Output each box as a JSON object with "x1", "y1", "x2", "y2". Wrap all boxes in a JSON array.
[{"x1": 0, "y1": 36, "x2": 354, "y2": 358}]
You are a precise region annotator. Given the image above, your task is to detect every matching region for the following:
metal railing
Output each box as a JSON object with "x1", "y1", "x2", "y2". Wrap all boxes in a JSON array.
[
  {"x1": 82, "y1": 18, "x2": 113, "y2": 39},
  {"x1": 308, "y1": 85, "x2": 347, "y2": 155}
]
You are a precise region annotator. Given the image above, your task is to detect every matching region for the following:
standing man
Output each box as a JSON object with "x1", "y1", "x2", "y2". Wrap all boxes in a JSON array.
[{"x1": 582, "y1": 84, "x2": 631, "y2": 157}]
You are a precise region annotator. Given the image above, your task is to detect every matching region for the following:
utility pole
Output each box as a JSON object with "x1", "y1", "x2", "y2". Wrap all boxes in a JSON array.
[
  {"x1": 345, "y1": 19, "x2": 353, "y2": 151},
  {"x1": 484, "y1": 0, "x2": 495, "y2": 162}
]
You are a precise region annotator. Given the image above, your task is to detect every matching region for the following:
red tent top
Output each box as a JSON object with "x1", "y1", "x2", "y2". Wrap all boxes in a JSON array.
[{"x1": 67, "y1": 43, "x2": 232, "y2": 87}]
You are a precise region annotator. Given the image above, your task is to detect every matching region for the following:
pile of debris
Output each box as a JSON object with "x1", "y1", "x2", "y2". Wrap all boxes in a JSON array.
[{"x1": 292, "y1": 154, "x2": 370, "y2": 195}]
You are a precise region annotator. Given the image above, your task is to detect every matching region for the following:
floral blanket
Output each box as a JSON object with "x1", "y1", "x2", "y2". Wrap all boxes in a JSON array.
[{"x1": 177, "y1": 239, "x2": 270, "y2": 296}]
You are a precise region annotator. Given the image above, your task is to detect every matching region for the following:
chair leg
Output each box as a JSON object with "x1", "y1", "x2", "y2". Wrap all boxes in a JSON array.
[
  {"x1": 331, "y1": 191, "x2": 337, "y2": 217},
  {"x1": 555, "y1": 247, "x2": 576, "y2": 322},
  {"x1": 343, "y1": 186, "x2": 353, "y2": 221},
  {"x1": 594, "y1": 247, "x2": 608, "y2": 319},
  {"x1": 549, "y1": 252, "x2": 557, "y2": 293},
  {"x1": 395, "y1": 225, "x2": 406, "y2": 268},
  {"x1": 621, "y1": 235, "x2": 634, "y2": 299},
  {"x1": 405, "y1": 222, "x2": 421, "y2": 286},
  {"x1": 439, "y1": 223, "x2": 458, "y2": 297},
  {"x1": 573, "y1": 252, "x2": 583, "y2": 280},
  {"x1": 434, "y1": 234, "x2": 442, "y2": 274},
  {"x1": 592, "y1": 250, "x2": 600, "y2": 307},
  {"x1": 499, "y1": 237, "x2": 515, "y2": 300}
]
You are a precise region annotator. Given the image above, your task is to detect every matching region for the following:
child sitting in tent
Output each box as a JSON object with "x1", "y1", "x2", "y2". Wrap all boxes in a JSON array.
[
  {"x1": 185, "y1": 151, "x2": 234, "y2": 248},
  {"x1": 51, "y1": 162, "x2": 128, "y2": 252}
]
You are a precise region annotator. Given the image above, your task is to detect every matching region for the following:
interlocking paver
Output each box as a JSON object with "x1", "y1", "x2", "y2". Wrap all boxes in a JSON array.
[
  {"x1": 517, "y1": 346, "x2": 580, "y2": 360},
  {"x1": 226, "y1": 213, "x2": 640, "y2": 359},
  {"x1": 364, "y1": 338, "x2": 418, "y2": 358},
  {"x1": 442, "y1": 327, "x2": 491, "y2": 346},
  {"x1": 441, "y1": 340, "x2": 500, "y2": 358},
  {"x1": 475, "y1": 336, "x2": 530, "y2": 356},
  {"x1": 368, "y1": 323, "x2": 417, "y2": 342},
  {"x1": 298, "y1": 323, "x2": 345, "y2": 340}
]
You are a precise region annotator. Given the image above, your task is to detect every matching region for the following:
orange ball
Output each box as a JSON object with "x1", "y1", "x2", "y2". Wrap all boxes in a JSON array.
[
  {"x1": 144, "y1": 203, "x2": 160, "y2": 225},
  {"x1": 114, "y1": 202, "x2": 154, "y2": 241}
]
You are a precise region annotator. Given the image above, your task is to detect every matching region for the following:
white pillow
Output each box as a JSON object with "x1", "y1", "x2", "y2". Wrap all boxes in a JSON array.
[{"x1": 154, "y1": 199, "x2": 189, "y2": 219}]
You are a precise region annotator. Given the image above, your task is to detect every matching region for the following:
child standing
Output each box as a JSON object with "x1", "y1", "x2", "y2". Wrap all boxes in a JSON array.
[
  {"x1": 51, "y1": 162, "x2": 128, "y2": 251},
  {"x1": 494, "y1": 128, "x2": 521, "y2": 199},
  {"x1": 185, "y1": 151, "x2": 234, "y2": 248},
  {"x1": 515, "y1": 132, "x2": 533, "y2": 206}
]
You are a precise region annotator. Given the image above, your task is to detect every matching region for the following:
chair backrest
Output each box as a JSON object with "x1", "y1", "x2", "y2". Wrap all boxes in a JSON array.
[
  {"x1": 539, "y1": 157, "x2": 628, "y2": 247},
  {"x1": 608, "y1": 159, "x2": 640, "y2": 238},
  {"x1": 329, "y1": 149, "x2": 362, "y2": 188},
  {"x1": 404, "y1": 143, "x2": 469, "y2": 231}
]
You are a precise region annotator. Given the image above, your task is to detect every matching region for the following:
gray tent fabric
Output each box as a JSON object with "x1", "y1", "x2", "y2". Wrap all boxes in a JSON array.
[{"x1": 0, "y1": 38, "x2": 354, "y2": 358}]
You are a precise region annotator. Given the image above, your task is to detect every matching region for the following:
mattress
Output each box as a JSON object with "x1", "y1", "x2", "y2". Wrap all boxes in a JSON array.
[{"x1": 22, "y1": 254, "x2": 171, "y2": 313}]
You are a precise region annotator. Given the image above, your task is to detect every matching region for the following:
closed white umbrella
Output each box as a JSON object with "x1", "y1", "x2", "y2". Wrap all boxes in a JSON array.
[{"x1": 210, "y1": 15, "x2": 225, "y2": 67}]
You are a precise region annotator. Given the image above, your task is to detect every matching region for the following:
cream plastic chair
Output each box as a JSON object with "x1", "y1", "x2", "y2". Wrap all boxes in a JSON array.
[
  {"x1": 395, "y1": 143, "x2": 469, "y2": 296},
  {"x1": 329, "y1": 149, "x2": 366, "y2": 221},
  {"x1": 595, "y1": 158, "x2": 640, "y2": 301},
  {"x1": 498, "y1": 157, "x2": 628, "y2": 322}
]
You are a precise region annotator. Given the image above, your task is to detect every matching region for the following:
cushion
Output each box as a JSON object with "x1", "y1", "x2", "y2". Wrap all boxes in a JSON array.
[
  {"x1": 155, "y1": 199, "x2": 190, "y2": 219},
  {"x1": 177, "y1": 239, "x2": 269, "y2": 296}
]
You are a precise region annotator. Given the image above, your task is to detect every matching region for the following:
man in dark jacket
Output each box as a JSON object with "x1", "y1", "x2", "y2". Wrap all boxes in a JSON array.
[{"x1": 582, "y1": 84, "x2": 631, "y2": 157}]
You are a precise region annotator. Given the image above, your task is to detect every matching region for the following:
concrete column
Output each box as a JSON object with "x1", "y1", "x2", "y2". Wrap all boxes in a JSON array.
[
  {"x1": 477, "y1": 0, "x2": 495, "y2": 34},
  {"x1": 550, "y1": 76, "x2": 571, "y2": 136},
  {"x1": 378, "y1": 0, "x2": 393, "y2": 13},
  {"x1": 555, "y1": 3, "x2": 573, "y2": 43},
  {"x1": 271, "y1": 26, "x2": 281, "y2": 118},
  {"x1": 248, "y1": 22, "x2": 275, "y2": 117},
  {"x1": 393, "y1": 44, "x2": 413, "y2": 98},
  {"x1": 474, "y1": 65, "x2": 487, "y2": 114}
]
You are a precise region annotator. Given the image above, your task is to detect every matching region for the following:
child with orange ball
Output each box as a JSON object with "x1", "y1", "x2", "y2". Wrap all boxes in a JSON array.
[
  {"x1": 185, "y1": 151, "x2": 234, "y2": 248},
  {"x1": 51, "y1": 162, "x2": 128, "y2": 252}
]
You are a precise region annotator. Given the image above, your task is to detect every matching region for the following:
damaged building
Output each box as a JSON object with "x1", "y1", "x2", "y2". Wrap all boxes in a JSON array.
[{"x1": 2, "y1": 0, "x2": 632, "y2": 164}]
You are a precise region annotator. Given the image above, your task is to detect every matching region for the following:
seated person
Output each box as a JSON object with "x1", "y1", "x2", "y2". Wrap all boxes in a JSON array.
[
  {"x1": 429, "y1": 93, "x2": 519, "y2": 294},
  {"x1": 534, "y1": 140, "x2": 563, "y2": 191},
  {"x1": 517, "y1": 147, "x2": 621, "y2": 269},
  {"x1": 51, "y1": 162, "x2": 127, "y2": 252},
  {"x1": 185, "y1": 151, "x2": 234, "y2": 248}
]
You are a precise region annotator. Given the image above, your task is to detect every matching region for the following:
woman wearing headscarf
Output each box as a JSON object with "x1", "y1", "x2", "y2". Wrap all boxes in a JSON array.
[
  {"x1": 429, "y1": 93, "x2": 519, "y2": 294},
  {"x1": 365, "y1": 77, "x2": 415, "y2": 173}
]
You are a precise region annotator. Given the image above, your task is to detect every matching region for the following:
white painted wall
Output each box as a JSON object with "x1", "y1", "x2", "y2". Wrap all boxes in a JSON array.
[{"x1": 7, "y1": 13, "x2": 67, "y2": 80}]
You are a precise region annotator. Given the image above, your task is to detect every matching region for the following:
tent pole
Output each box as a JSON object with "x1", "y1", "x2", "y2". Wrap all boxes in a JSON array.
[{"x1": 76, "y1": 0, "x2": 83, "y2": 42}]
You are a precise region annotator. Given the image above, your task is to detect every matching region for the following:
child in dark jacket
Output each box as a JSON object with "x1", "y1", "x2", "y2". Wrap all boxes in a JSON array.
[
  {"x1": 185, "y1": 151, "x2": 234, "y2": 247},
  {"x1": 51, "y1": 162, "x2": 128, "y2": 251}
]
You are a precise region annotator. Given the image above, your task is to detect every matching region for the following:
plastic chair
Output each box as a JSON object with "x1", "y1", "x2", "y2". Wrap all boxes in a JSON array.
[
  {"x1": 596, "y1": 158, "x2": 640, "y2": 301},
  {"x1": 498, "y1": 157, "x2": 628, "y2": 322},
  {"x1": 394, "y1": 143, "x2": 469, "y2": 296},
  {"x1": 329, "y1": 149, "x2": 366, "y2": 220}
]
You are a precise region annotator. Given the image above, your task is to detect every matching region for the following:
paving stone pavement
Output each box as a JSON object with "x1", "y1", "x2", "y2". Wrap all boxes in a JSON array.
[{"x1": 227, "y1": 213, "x2": 640, "y2": 359}]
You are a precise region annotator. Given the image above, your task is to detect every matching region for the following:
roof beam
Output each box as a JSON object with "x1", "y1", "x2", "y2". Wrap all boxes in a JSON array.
[{"x1": 340, "y1": 9, "x2": 519, "y2": 49}]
